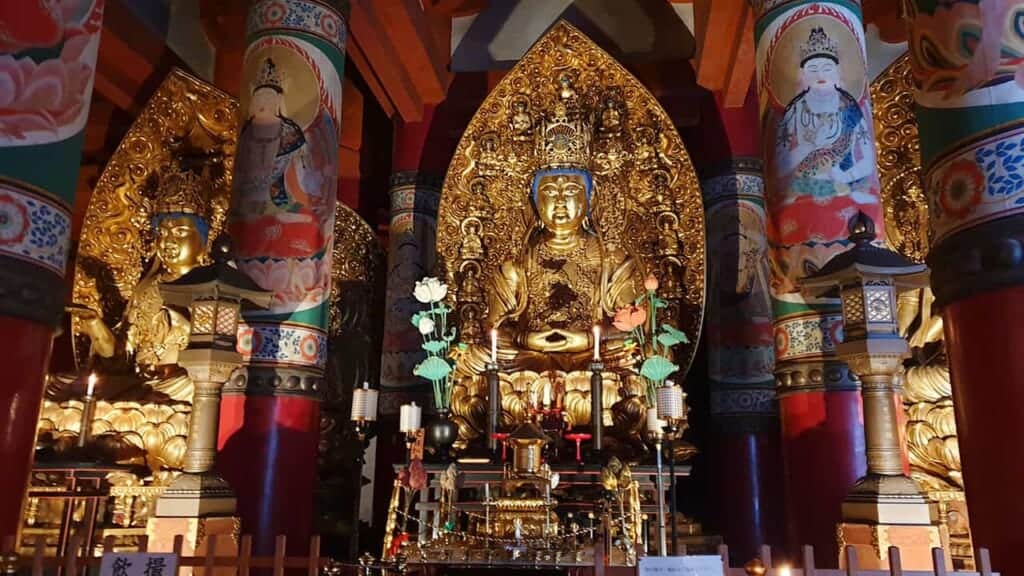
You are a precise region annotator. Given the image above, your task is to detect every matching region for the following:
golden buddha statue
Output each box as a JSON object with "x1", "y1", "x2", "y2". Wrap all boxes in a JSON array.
[
  {"x1": 57, "y1": 170, "x2": 213, "y2": 402},
  {"x1": 437, "y1": 22, "x2": 707, "y2": 457}
]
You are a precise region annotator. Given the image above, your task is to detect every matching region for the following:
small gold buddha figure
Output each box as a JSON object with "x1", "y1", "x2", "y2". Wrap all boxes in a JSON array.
[
  {"x1": 509, "y1": 96, "x2": 534, "y2": 142},
  {"x1": 598, "y1": 95, "x2": 623, "y2": 138},
  {"x1": 459, "y1": 217, "x2": 484, "y2": 262},
  {"x1": 59, "y1": 170, "x2": 212, "y2": 402},
  {"x1": 477, "y1": 132, "x2": 502, "y2": 177}
]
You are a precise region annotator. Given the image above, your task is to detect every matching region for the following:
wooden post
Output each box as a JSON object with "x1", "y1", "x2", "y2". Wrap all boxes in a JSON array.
[
  {"x1": 888, "y1": 546, "x2": 902, "y2": 576},
  {"x1": 173, "y1": 535, "x2": 185, "y2": 556},
  {"x1": 33, "y1": 535, "x2": 46, "y2": 576},
  {"x1": 719, "y1": 544, "x2": 730, "y2": 572},
  {"x1": 272, "y1": 535, "x2": 286, "y2": 576},
  {"x1": 932, "y1": 547, "x2": 948, "y2": 576},
  {"x1": 238, "y1": 535, "x2": 253, "y2": 576},
  {"x1": 307, "y1": 535, "x2": 320, "y2": 576},
  {"x1": 761, "y1": 545, "x2": 772, "y2": 568},
  {"x1": 65, "y1": 534, "x2": 81, "y2": 576},
  {"x1": 844, "y1": 545, "x2": 859, "y2": 576},
  {"x1": 978, "y1": 548, "x2": 993, "y2": 576},
  {"x1": 204, "y1": 534, "x2": 218, "y2": 576},
  {"x1": 138, "y1": 535, "x2": 149, "y2": 553},
  {"x1": 802, "y1": 545, "x2": 815, "y2": 576}
]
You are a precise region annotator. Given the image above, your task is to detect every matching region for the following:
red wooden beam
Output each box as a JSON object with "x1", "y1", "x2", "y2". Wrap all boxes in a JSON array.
[
  {"x1": 370, "y1": 0, "x2": 450, "y2": 104},
  {"x1": 349, "y1": 0, "x2": 424, "y2": 121},
  {"x1": 722, "y1": 5, "x2": 755, "y2": 108},
  {"x1": 695, "y1": 0, "x2": 746, "y2": 91},
  {"x1": 347, "y1": 42, "x2": 396, "y2": 119}
]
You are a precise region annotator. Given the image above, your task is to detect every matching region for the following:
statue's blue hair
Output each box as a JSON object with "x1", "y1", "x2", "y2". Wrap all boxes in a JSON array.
[
  {"x1": 531, "y1": 168, "x2": 593, "y2": 211},
  {"x1": 152, "y1": 212, "x2": 211, "y2": 244}
]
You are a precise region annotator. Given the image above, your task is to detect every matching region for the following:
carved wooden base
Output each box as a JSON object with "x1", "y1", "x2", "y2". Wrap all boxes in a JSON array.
[
  {"x1": 838, "y1": 521, "x2": 948, "y2": 571},
  {"x1": 147, "y1": 515, "x2": 240, "y2": 576}
]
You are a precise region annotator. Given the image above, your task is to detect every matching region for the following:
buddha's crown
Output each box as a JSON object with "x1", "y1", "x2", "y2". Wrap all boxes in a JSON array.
[
  {"x1": 253, "y1": 57, "x2": 284, "y2": 93},
  {"x1": 800, "y1": 27, "x2": 838, "y2": 65},
  {"x1": 153, "y1": 169, "x2": 212, "y2": 222},
  {"x1": 536, "y1": 79, "x2": 591, "y2": 170}
]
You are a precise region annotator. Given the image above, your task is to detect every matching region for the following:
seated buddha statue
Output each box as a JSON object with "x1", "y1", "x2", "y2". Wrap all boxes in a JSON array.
[
  {"x1": 52, "y1": 170, "x2": 212, "y2": 403},
  {"x1": 452, "y1": 96, "x2": 649, "y2": 452}
]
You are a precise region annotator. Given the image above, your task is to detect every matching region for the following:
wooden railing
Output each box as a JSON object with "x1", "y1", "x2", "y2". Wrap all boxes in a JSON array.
[{"x1": 0, "y1": 534, "x2": 998, "y2": 576}]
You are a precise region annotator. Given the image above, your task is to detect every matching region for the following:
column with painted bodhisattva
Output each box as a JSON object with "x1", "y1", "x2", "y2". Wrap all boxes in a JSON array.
[
  {"x1": 750, "y1": 0, "x2": 882, "y2": 563},
  {"x1": 703, "y1": 158, "x2": 785, "y2": 563},
  {"x1": 218, "y1": 0, "x2": 348, "y2": 555},
  {"x1": 905, "y1": 2, "x2": 1024, "y2": 571},
  {"x1": 0, "y1": 0, "x2": 106, "y2": 539}
]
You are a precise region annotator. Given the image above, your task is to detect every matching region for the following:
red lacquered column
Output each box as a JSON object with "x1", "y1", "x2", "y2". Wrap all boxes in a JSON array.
[
  {"x1": 943, "y1": 285, "x2": 1024, "y2": 572},
  {"x1": 218, "y1": 0, "x2": 348, "y2": 553},
  {"x1": 748, "y1": 0, "x2": 882, "y2": 564},
  {"x1": 903, "y1": 2, "x2": 1024, "y2": 570},
  {"x1": 0, "y1": 0, "x2": 106, "y2": 539}
]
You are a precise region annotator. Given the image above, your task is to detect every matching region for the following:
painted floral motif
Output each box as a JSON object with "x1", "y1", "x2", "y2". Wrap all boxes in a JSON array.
[
  {"x1": 0, "y1": 192, "x2": 29, "y2": 244},
  {"x1": 239, "y1": 322, "x2": 328, "y2": 368},
  {"x1": 774, "y1": 313, "x2": 842, "y2": 362},
  {"x1": 937, "y1": 158, "x2": 985, "y2": 218},
  {"x1": 927, "y1": 127, "x2": 1024, "y2": 240},
  {"x1": 0, "y1": 0, "x2": 104, "y2": 145},
  {"x1": 908, "y1": 0, "x2": 1024, "y2": 105},
  {"x1": 248, "y1": 0, "x2": 347, "y2": 53},
  {"x1": 0, "y1": 184, "x2": 70, "y2": 275}
]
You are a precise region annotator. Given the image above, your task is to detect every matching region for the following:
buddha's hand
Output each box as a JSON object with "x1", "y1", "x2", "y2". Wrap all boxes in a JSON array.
[
  {"x1": 66, "y1": 305, "x2": 116, "y2": 358},
  {"x1": 524, "y1": 329, "x2": 589, "y2": 353}
]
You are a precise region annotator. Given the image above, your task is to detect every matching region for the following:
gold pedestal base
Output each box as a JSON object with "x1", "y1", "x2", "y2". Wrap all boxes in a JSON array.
[
  {"x1": 838, "y1": 475, "x2": 950, "y2": 570},
  {"x1": 154, "y1": 473, "x2": 237, "y2": 517},
  {"x1": 146, "y1": 516, "x2": 240, "y2": 576}
]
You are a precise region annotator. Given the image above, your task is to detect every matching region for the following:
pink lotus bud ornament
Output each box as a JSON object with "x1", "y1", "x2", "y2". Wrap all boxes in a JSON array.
[{"x1": 644, "y1": 274, "x2": 659, "y2": 292}]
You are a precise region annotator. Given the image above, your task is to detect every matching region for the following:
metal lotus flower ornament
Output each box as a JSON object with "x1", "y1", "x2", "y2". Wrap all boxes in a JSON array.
[
  {"x1": 411, "y1": 276, "x2": 461, "y2": 410},
  {"x1": 614, "y1": 274, "x2": 689, "y2": 406}
]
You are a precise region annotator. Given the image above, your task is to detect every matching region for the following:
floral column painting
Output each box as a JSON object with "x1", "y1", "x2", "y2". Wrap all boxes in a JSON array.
[
  {"x1": 750, "y1": 0, "x2": 884, "y2": 563},
  {"x1": 218, "y1": 0, "x2": 348, "y2": 555},
  {"x1": 0, "y1": 0, "x2": 106, "y2": 537},
  {"x1": 905, "y1": 1, "x2": 1024, "y2": 570}
]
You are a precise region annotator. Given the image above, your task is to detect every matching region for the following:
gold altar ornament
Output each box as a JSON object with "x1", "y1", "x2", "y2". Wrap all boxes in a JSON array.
[{"x1": 436, "y1": 21, "x2": 705, "y2": 451}]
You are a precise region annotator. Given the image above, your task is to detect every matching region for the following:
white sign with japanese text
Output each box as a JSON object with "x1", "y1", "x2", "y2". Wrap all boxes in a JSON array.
[
  {"x1": 640, "y1": 555, "x2": 725, "y2": 576},
  {"x1": 100, "y1": 553, "x2": 179, "y2": 576}
]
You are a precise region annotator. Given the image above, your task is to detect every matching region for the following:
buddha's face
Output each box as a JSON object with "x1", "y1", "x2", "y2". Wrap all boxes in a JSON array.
[
  {"x1": 155, "y1": 215, "x2": 205, "y2": 273},
  {"x1": 251, "y1": 87, "x2": 282, "y2": 123},
  {"x1": 535, "y1": 174, "x2": 587, "y2": 232},
  {"x1": 800, "y1": 56, "x2": 839, "y2": 95}
]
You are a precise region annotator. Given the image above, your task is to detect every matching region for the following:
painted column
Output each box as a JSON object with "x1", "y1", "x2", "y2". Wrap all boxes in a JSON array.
[
  {"x1": 905, "y1": 2, "x2": 1024, "y2": 570},
  {"x1": 379, "y1": 107, "x2": 444, "y2": 415},
  {"x1": 218, "y1": 0, "x2": 348, "y2": 555},
  {"x1": 750, "y1": 0, "x2": 883, "y2": 563},
  {"x1": 0, "y1": 0, "x2": 106, "y2": 539},
  {"x1": 703, "y1": 158, "x2": 785, "y2": 563}
]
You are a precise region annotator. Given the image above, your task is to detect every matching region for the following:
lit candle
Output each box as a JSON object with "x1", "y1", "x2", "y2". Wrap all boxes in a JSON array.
[
  {"x1": 592, "y1": 325, "x2": 601, "y2": 361},
  {"x1": 542, "y1": 381, "x2": 551, "y2": 408},
  {"x1": 86, "y1": 373, "x2": 97, "y2": 397},
  {"x1": 646, "y1": 407, "x2": 665, "y2": 434},
  {"x1": 399, "y1": 402, "x2": 421, "y2": 433},
  {"x1": 490, "y1": 328, "x2": 498, "y2": 364}
]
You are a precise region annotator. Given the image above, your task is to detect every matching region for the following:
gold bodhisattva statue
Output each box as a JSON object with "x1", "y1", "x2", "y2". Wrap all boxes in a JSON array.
[
  {"x1": 437, "y1": 22, "x2": 707, "y2": 455},
  {"x1": 59, "y1": 171, "x2": 213, "y2": 402}
]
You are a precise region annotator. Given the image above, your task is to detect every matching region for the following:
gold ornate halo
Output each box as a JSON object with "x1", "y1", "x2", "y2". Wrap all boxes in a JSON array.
[
  {"x1": 72, "y1": 69, "x2": 237, "y2": 367},
  {"x1": 871, "y1": 53, "x2": 929, "y2": 263},
  {"x1": 435, "y1": 21, "x2": 706, "y2": 374},
  {"x1": 328, "y1": 201, "x2": 384, "y2": 337}
]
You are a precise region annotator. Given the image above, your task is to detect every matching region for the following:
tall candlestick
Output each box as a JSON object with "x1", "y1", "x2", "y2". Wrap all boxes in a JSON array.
[
  {"x1": 592, "y1": 325, "x2": 600, "y2": 361},
  {"x1": 86, "y1": 373, "x2": 97, "y2": 397},
  {"x1": 490, "y1": 328, "x2": 498, "y2": 363}
]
